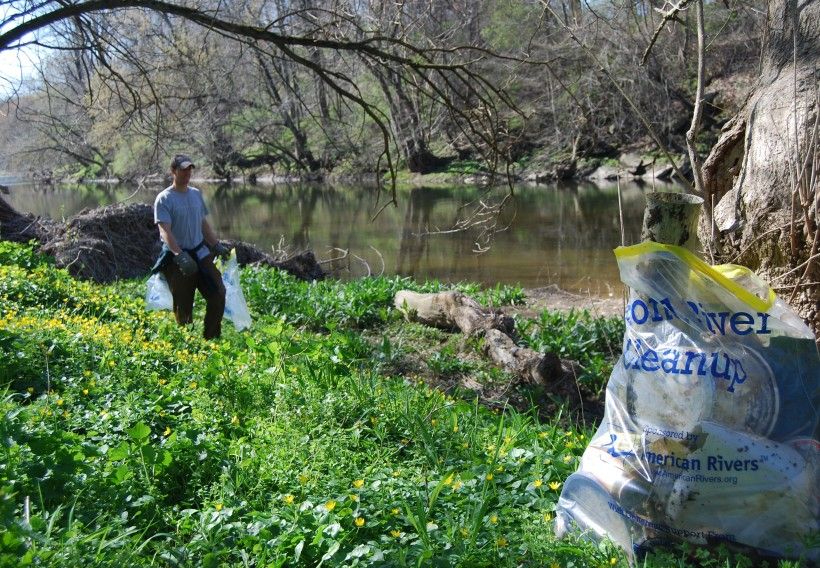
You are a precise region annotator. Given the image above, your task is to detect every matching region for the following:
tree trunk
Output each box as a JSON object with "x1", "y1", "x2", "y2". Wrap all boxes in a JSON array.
[{"x1": 702, "y1": 0, "x2": 819, "y2": 336}]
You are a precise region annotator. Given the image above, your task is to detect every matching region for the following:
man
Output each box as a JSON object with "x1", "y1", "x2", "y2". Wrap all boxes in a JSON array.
[{"x1": 152, "y1": 154, "x2": 228, "y2": 339}]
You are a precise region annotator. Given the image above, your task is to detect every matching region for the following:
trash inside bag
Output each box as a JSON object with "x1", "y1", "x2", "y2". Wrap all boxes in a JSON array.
[
  {"x1": 145, "y1": 273, "x2": 173, "y2": 311},
  {"x1": 220, "y1": 249, "x2": 252, "y2": 331},
  {"x1": 555, "y1": 242, "x2": 819, "y2": 563}
]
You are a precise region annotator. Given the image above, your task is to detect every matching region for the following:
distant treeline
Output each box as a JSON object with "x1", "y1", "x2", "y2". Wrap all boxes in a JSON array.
[{"x1": 0, "y1": 0, "x2": 764, "y2": 182}]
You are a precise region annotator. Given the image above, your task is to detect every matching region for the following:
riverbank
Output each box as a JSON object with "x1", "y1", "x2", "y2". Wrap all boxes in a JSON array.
[
  {"x1": 1, "y1": 145, "x2": 689, "y2": 189},
  {"x1": 2, "y1": 239, "x2": 804, "y2": 567}
]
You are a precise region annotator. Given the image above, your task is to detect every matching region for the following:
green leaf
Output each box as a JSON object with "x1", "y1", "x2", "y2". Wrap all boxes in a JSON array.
[
  {"x1": 202, "y1": 552, "x2": 220, "y2": 568},
  {"x1": 319, "y1": 541, "x2": 340, "y2": 563},
  {"x1": 127, "y1": 422, "x2": 150, "y2": 441},
  {"x1": 113, "y1": 464, "x2": 132, "y2": 484},
  {"x1": 108, "y1": 442, "x2": 130, "y2": 461}
]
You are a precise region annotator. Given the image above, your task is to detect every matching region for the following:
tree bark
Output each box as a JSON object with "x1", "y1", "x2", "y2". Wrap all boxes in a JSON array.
[
  {"x1": 393, "y1": 290, "x2": 513, "y2": 336},
  {"x1": 393, "y1": 290, "x2": 566, "y2": 386},
  {"x1": 702, "y1": 0, "x2": 820, "y2": 336}
]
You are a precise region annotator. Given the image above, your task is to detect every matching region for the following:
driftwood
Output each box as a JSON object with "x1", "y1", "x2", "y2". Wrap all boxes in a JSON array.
[
  {"x1": 0, "y1": 195, "x2": 324, "y2": 283},
  {"x1": 394, "y1": 290, "x2": 514, "y2": 335},
  {"x1": 483, "y1": 328, "x2": 562, "y2": 385},
  {"x1": 394, "y1": 290, "x2": 564, "y2": 387}
]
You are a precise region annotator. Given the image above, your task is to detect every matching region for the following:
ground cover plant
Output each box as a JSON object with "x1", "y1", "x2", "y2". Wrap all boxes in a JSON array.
[{"x1": 0, "y1": 241, "x2": 811, "y2": 567}]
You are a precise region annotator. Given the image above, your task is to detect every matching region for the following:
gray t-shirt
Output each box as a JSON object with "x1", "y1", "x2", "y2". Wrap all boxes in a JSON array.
[{"x1": 154, "y1": 186, "x2": 210, "y2": 260}]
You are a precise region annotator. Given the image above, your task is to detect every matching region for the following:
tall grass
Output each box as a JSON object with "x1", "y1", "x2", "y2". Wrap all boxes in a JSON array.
[{"x1": 0, "y1": 241, "x2": 809, "y2": 567}]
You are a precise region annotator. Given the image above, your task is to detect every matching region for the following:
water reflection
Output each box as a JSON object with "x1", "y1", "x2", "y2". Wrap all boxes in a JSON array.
[{"x1": 4, "y1": 179, "x2": 680, "y2": 295}]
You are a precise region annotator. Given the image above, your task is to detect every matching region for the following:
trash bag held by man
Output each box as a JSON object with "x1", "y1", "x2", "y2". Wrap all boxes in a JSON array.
[
  {"x1": 555, "y1": 242, "x2": 819, "y2": 563},
  {"x1": 219, "y1": 249, "x2": 252, "y2": 331},
  {"x1": 145, "y1": 273, "x2": 173, "y2": 311}
]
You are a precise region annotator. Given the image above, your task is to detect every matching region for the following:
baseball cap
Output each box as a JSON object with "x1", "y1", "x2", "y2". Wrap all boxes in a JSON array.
[{"x1": 170, "y1": 154, "x2": 196, "y2": 169}]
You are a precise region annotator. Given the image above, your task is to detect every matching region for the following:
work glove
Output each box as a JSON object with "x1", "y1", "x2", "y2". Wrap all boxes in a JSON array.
[
  {"x1": 210, "y1": 241, "x2": 230, "y2": 259},
  {"x1": 173, "y1": 251, "x2": 198, "y2": 276}
]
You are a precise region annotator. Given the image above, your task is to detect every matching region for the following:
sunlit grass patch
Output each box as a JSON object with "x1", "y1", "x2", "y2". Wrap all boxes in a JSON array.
[{"x1": 0, "y1": 241, "x2": 805, "y2": 567}]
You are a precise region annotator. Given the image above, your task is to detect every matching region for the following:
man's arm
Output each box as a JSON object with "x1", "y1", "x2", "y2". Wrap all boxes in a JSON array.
[{"x1": 157, "y1": 222, "x2": 182, "y2": 255}]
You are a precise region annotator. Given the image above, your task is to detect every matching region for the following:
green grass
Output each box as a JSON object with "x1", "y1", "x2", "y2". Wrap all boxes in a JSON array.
[{"x1": 0, "y1": 241, "x2": 812, "y2": 567}]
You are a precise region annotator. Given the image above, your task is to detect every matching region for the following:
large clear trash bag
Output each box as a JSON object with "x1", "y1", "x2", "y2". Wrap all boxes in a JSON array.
[{"x1": 555, "y1": 243, "x2": 819, "y2": 564}]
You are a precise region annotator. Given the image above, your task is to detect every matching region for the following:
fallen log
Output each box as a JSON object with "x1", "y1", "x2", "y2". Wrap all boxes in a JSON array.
[
  {"x1": 394, "y1": 290, "x2": 514, "y2": 336},
  {"x1": 483, "y1": 328, "x2": 562, "y2": 385},
  {"x1": 394, "y1": 290, "x2": 569, "y2": 388}
]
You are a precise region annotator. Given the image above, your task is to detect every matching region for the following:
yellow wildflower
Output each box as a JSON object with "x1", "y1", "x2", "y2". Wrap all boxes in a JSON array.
[
  {"x1": 544, "y1": 512, "x2": 553, "y2": 523},
  {"x1": 490, "y1": 514, "x2": 498, "y2": 524},
  {"x1": 460, "y1": 527, "x2": 469, "y2": 537},
  {"x1": 549, "y1": 481, "x2": 561, "y2": 491},
  {"x1": 610, "y1": 558, "x2": 618, "y2": 566},
  {"x1": 390, "y1": 529, "x2": 401, "y2": 538},
  {"x1": 534, "y1": 479, "x2": 543, "y2": 488},
  {"x1": 325, "y1": 500, "x2": 337, "y2": 511},
  {"x1": 56, "y1": 399, "x2": 64, "y2": 406},
  {"x1": 496, "y1": 537, "x2": 508, "y2": 547},
  {"x1": 352, "y1": 479, "x2": 364, "y2": 488},
  {"x1": 354, "y1": 517, "x2": 365, "y2": 527},
  {"x1": 26, "y1": 387, "x2": 34, "y2": 394},
  {"x1": 485, "y1": 473, "x2": 494, "y2": 481},
  {"x1": 452, "y1": 480, "x2": 463, "y2": 491},
  {"x1": 298, "y1": 473, "x2": 309, "y2": 484},
  {"x1": 163, "y1": 426, "x2": 171, "y2": 436},
  {"x1": 391, "y1": 508, "x2": 400, "y2": 515},
  {"x1": 349, "y1": 494, "x2": 359, "y2": 502},
  {"x1": 190, "y1": 381, "x2": 197, "y2": 389},
  {"x1": 282, "y1": 494, "x2": 295, "y2": 505},
  {"x1": 443, "y1": 474, "x2": 454, "y2": 486},
  {"x1": 82, "y1": 389, "x2": 89, "y2": 395},
  {"x1": 215, "y1": 503, "x2": 223, "y2": 511},
  {"x1": 563, "y1": 455, "x2": 573, "y2": 463},
  {"x1": 231, "y1": 415, "x2": 239, "y2": 425}
]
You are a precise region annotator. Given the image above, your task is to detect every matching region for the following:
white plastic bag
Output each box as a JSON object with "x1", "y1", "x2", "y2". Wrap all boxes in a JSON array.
[
  {"x1": 555, "y1": 242, "x2": 819, "y2": 563},
  {"x1": 220, "y1": 249, "x2": 252, "y2": 331},
  {"x1": 145, "y1": 273, "x2": 173, "y2": 311}
]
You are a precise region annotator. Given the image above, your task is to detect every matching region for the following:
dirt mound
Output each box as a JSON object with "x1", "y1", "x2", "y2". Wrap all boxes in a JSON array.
[{"x1": 0, "y1": 196, "x2": 324, "y2": 282}]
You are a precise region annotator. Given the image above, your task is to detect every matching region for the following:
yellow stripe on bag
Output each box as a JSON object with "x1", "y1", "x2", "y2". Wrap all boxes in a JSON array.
[{"x1": 614, "y1": 242, "x2": 776, "y2": 313}]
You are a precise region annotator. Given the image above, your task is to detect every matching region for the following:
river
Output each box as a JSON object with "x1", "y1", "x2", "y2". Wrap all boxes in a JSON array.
[{"x1": 2, "y1": 178, "x2": 683, "y2": 296}]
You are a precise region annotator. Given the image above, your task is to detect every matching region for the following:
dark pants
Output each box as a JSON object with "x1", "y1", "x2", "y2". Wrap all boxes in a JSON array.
[{"x1": 162, "y1": 254, "x2": 226, "y2": 339}]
